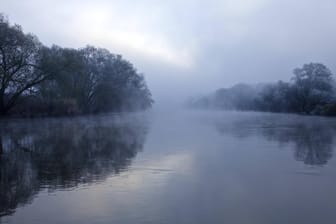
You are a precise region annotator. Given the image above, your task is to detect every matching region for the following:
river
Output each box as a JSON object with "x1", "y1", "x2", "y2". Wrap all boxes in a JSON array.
[{"x1": 1, "y1": 111, "x2": 336, "y2": 224}]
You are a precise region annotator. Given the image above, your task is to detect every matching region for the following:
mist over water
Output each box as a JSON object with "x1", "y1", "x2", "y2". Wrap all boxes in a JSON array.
[
  {"x1": 1, "y1": 111, "x2": 336, "y2": 224},
  {"x1": 2, "y1": 0, "x2": 336, "y2": 223}
]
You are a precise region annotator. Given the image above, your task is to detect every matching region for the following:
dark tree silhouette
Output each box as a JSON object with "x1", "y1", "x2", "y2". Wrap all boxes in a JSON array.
[
  {"x1": 0, "y1": 14, "x2": 153, "y2": 117},
  {"x1": 0, "y1": 14, "x2": 49, "y2": 115}
]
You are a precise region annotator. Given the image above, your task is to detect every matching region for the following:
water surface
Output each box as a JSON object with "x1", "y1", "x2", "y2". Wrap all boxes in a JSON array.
[{"x1": 1, "y1": 111, "x2": 336, "y2": 224}]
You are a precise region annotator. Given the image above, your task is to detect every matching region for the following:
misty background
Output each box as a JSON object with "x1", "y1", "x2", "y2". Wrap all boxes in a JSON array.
[{"x1": 2, "y1": 0, "x2": 336, "y2": 106}]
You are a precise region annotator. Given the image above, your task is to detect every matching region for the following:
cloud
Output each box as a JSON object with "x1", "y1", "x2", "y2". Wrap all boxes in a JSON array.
[{"x1": 2, "y1": 0, "x2": 336, "y2": 102}]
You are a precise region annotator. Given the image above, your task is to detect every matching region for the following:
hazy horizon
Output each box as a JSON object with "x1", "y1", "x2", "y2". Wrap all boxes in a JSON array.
[
  {"x1": 2, "y1": 0, "x2": 336, "y2": 106},
  {"x1": 2, "y1": 2, "x2": 336, "y2": 222}
]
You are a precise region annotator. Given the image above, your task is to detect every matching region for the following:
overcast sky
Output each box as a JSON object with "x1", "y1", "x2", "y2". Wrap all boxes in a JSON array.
[{"x1": 2, "y1": 0, "x2": 336, "y2": 104}]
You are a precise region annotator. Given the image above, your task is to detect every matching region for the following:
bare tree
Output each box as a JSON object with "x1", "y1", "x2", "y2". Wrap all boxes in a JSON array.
[{"x1": 0, "y1": 14, "x2": 49, "y2": 115}]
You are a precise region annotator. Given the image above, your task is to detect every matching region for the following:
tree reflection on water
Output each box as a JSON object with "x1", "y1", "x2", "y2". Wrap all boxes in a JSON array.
[
  {"x1": 215, "y1": 114, "x2": 335, "y2": 166},
  {"x1": 0, "y1": 114, "x2": 149, "y2": 217}
]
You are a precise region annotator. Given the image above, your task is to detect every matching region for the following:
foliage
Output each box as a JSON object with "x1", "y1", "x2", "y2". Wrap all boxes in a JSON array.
[
  {"x1": 291, "y1": 63, "x2": 334, "y2": 113},
  {"x1": 0, "y1": 14, "x2": 153, "y2": 117},
  {"x1": 190, "y1": 63, "x2": 336, "y2": 116},
  {"x1": 0, "y1": 14, "x2": 49, "y2": 115}
]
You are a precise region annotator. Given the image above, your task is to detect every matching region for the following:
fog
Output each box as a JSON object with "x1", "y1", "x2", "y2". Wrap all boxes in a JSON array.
[
  {"x1": 3, "y1": 2, "x2": 336, "y2": 223},
  {"x1": 2, "y1": 0, "x2": 336, "y2": 106},
  {"x1": 2, "y1": 110, "x2": 336, "y2": 223}
]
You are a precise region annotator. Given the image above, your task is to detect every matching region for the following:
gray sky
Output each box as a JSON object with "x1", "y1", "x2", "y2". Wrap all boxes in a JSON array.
[{"x1": 2, "y1": 0, "x2": 336, "y2": 104}]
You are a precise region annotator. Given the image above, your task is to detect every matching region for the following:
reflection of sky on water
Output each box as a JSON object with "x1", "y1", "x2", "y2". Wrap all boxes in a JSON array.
[{"x1": 2, "y1": 111, "x2": 336, "y2": 224}]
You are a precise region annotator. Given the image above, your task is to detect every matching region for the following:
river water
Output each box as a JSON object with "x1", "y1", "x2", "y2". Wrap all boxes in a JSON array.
[{"x1": 1, "y1": 110, "x2": 336, "y2": 224}]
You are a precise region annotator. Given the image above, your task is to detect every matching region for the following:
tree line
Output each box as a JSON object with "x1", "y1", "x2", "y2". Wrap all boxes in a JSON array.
[
  {"x1": 0, "y1": 14, "x2": 153, "y2": 117},
  {"x1": 189, "y1": 63, "x2": 336, "y2": 116}
]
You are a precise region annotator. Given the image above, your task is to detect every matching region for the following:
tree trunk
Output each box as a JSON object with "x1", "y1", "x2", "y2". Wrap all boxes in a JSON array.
[
  {"x1": 0, "y1": 91, "x2": 8, "y2": 116},
  {"x1": 0, "y1": 104, "x2": 9, "y2": 116},
  {"x1": 0, "y1": 92, "x2": 4, "y2": 115},
  {"x1": 0, "y1": 94, "x2": 12, "y2": 116},
  {"x1": 0, "y1": 136, "x2": 3, "y2": 156}
]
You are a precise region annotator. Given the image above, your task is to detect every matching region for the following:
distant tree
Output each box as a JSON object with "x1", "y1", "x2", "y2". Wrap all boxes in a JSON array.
[
  {"x1": 258, "y1": 81, "x2": 291, "y2": 112},
  {"x1": 38, "y1": 46, "x2": 92, "y2": 113},
  {"x1": 87, "y1": 49, "x2": 153, "y2": 112},
  {"x1": 213, "y1": 84, "x2": 258, "y2": 110},
  {"x1": 189, "y1": 63, "x2": 336, "y2": 116},
  {"x1": 187, "y1": 96, "x2": 210, "y2": 109},
  {"x1": 38, "y1": 46, "x2": 153, "y2": 114},
  {"x1": 291, "y1": 63, "x2": 334, "y2": 113},
  {"x1": 0, "y1": 14, "x2": 49, "y2": 115}
]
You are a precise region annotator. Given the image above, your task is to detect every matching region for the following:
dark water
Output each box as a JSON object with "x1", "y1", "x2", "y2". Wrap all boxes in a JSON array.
[{"x1": 1, "y1": 111, "x2": 336, "y2": 224}]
